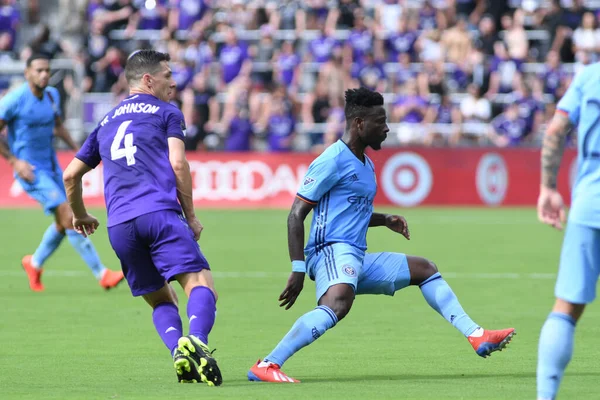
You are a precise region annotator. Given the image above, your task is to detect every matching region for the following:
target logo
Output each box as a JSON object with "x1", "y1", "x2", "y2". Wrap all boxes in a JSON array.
[
  {"x1": 476, "y1": 153, "x2": 508, "y2": 205},
  {"x1": 381, "y1": 153, "x2": 432, "y2": 206}
]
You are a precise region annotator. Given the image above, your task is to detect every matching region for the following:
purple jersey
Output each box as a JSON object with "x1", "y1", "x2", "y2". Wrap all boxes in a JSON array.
[
  {"x1": 352, "y1": 61, "x2": 386, "y2": 91},
  {"x1": 219, "y1": 44, "x2": 248, "y2": 84},
  {"x1": 267, "y1": 114, "x2": 295, "y2": 152},
  {"x1": 516, "y1": 95, "x2": 543, "y2": 132},
  {"x1": 395, "y1": 64, "x2": 417, "y2": 85},
  {"x1": 492, "y1": 115, "x2": 528, "y2": 145},
  {"x1": 538, "y1": 66, "x2": 565, "y2": 96},
  {"x1": 490, "y1": 57, "x2": 523, "y2": 93},
  {"x1": 276, "y1": 53, "x2": 300, "y2": 85},
  {"x1": 347, "y1": 29, "x2": 373, "y2": 61},
  {"x1": 394, "y1": 95, "x2": 427, "y2": 123},
  {"x1": 172, "y1": 63, "x2": 193, "y2": 91},
  {"x1": 76, "y1": 93, "x2": 185, "y2": 227},
  {"x1": 309, "y1": 36, "x2": 338, "y2": 63},
  {"x1": 0, "y1": 4, "x2": 20, "y2": 48},
  {"x1": 226, "y1": 116, "x2": 253, "y2": 151},
  {"x1": 170, "y1": 0, "x2": 208, "y2": 30},
  {"x1": 419, "y1": 9, "x2": 437, "y2": 30},
  {"x1": 386, "y1": 31, "x2": 417, "y2": 61},
  {"x1": 137, "y1": 0, "x2": 167, "y2": 30},
  {"x1": 434, "y1": 103, "x2": 453, "y2": 124}
]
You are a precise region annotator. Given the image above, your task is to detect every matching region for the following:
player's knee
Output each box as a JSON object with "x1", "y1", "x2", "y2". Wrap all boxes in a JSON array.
[
  {"x1": 55, "y1": 203, "x2": 74, "y2": 230},
  {"x1": 408, "y1": 256, "x2": 439, "y2": 286},
  {"x1": 320, "y1": 285, "x2": 354, "y2": 321}
]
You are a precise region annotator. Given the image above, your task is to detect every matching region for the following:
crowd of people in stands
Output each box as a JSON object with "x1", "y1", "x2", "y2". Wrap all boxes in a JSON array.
[{"x1": 0, "y1": 0, "x2": 594, "y2": 151}]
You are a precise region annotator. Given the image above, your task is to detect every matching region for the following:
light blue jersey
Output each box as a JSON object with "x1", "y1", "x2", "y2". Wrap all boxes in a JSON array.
[
  {"x1": 0, "y1": 82, "x2": 61, "y2": 172},
  {"x1": 0, "y1": 83, "x2": 65, "y2": 214},
  {"x1": 297, "y1": 140, "x2": 377, "y2": 256},
  {"x1": 553, "y1": 63, "x2": 600, "y2": 304},
  {"x1": 557, "y1": 63, "x2": 600, "y2": 228},
  {"x1": 297, "y1": 140, "x2": 411, "y2": 302}
]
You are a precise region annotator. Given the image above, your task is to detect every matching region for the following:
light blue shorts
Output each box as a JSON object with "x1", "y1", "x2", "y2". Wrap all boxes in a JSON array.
[
  {"x1": 555, "y1": 221, "x2": 600, "y2": 304},
  {"x1": 306, "y1": 243, "x2": 411, "y2": 302},
  {"x1": 17, "y1": 168, "x2": 66, "y2": 215}
]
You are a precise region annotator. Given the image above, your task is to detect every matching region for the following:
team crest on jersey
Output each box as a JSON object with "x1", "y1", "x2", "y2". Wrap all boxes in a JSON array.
[
  {"x1": 303, "y1": 176, "x2": 316, "y2": 190},
  {"x1": 342, "y1": 265, "x2": 356, "y2": 277},
  {"x1": 181, "y1": 120, "x2": 187, "y2": 137}
]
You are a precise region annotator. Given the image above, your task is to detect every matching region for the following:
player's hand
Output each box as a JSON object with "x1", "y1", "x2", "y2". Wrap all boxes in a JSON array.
[
  {"x1": 279, "y1": 272, "x2": 305, "y2": 310},
  {"x1": 12, "y1": 159, "x2": 35, "y2": 183},
  {"x1": 187, "y1": 217, "x2": 203, "y2": 241},
  {"x1": 537, "y1": 186, "x2": 566, "y2": 230},
  {"x1": 72, "y1": 213, "x2": 99, "y2": 237},
  {"x1": 385, "y1": 214, "x2": 410, "y2": 240}
]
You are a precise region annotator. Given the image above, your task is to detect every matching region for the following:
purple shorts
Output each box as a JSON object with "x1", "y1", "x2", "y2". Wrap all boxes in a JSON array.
[{"x1": 108, "y1": 210, "x2": 210, "y2": 296}]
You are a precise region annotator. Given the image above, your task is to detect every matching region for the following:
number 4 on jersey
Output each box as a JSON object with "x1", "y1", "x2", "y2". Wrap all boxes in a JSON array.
[{"x1": 111, "y1": 120, "x2": 137, "y2": 166}]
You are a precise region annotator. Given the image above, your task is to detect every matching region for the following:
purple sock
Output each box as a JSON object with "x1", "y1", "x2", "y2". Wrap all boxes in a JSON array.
[
  {"x1": 152, "y1": 303, "x2": 182, "y2": 355},
  {"x1": 187, "y1": 286, "x2": 217, "y2": 344}
]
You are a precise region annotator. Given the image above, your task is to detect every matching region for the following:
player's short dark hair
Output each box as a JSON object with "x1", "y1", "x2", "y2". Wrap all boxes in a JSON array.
[
  {"x1": 344, "y1": 87, "x2": 384, "y2": 124},
  {"x1": 125, "y1": 50, "x2": 171, "y2": 84},
  {"x1": 26, "y1": 53, "x2": 50, "y2": 67}
]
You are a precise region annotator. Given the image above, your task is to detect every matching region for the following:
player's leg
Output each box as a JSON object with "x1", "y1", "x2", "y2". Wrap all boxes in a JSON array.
[
  {"x1": 249, "y1": 244, "x2": 358, "y2": 383},
  {"x1": 145, "y1": 211, "x2": 221, "y2": 386},
  {"x1": 54, "y1": 202, "x2": 124, "y2": 289},
  {"x1": 16, "y1": 170, "x2": 68, "y2": 291},
  {"x1": 107, "y1": 219, "x2": 200, "y2": 383},
  {"x1": 358, "y1": 252, "x2": 515, "y2": 357},
  {"x1": 537, "y1": 222, "x2": 600, "y2": 400}
]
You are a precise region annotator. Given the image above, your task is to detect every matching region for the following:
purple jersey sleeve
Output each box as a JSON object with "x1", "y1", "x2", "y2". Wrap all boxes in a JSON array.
[
  {"x1": 75, "y1": 126, "x2": 101, "y2": 168},
  {"x1": 165, "y1": 108, "x2": 186, "y2": 140}
]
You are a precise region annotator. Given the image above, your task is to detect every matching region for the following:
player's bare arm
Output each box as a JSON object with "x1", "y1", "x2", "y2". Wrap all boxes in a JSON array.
[
  {"x1": 538, "y1": 111, "x2": 570, "y2": 230},
  {"x1": 0, "y1": 118, "x2": 35, "y2": 182},
  {"x1": 369, "y1": 212, "x2": 410, "y2": 239},
  {"x1": 168, "y1": 136, "x2": 202, "y2": 240},
  {"x1": 63, "y1": 158, "x2": 99, "y2": 237},
  {"x1": 279, "y1": 197, "x2": 314, "y2": 310},
  {"x1": 54, "y1": 116, "x2": 80, "y2": 151}
]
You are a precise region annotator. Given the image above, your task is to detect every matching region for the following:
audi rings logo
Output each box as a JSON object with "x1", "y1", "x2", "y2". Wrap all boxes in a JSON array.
[
  {"x1": 381, "y1": 153, "x2": 432, "y2": 206},
  {"x1": 189, "y1": 160, "x2": 308, "y2": 201},
  {"x1": 476, "y1": 153, "x2": 508, "y2": 205}
]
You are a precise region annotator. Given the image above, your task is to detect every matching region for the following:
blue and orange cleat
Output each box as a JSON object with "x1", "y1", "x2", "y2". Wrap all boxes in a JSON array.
[
  {"x1": 469, "y1": 328, "x2": 516, "y2": 358},
  {"x1": 99, "y1": 269, "x2": 125, "y2": 290},
  {"x1": 21, "y1": 255, "x2": 44, "y2": 292},
  {"x1": 248, "y1": 360, "x2": 300, "y2": 383}
]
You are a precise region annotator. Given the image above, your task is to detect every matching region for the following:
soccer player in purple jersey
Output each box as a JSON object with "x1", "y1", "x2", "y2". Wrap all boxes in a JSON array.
[{"x1": 62, "y1": 50, "x2": 222, "y2": 386}]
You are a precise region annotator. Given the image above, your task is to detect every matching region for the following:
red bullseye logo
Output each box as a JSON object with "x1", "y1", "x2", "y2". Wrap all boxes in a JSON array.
[
  {"x1": 381, "y1": 153, "x2": 432, "y2": 206},
  {"x1": 476, "y1": 153, "x2": 508, "y2": 205}
]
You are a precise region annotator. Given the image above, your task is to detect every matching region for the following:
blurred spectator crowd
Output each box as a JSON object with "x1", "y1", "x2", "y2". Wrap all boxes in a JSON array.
[{"x1": 0, "y1": 0, "x2": 595, "y2": 151}]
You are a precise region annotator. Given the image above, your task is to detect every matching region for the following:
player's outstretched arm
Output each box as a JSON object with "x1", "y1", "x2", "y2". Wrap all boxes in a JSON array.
[
  {"x1": 538, "y1": 111, "x2": 570, "y2": 230},
  {"x1": 63, "y1": 158, "x2": 99, "y2": 237},
  {"x1": 168, "y1": 137, "x2": 203, "y2": 240},
  {"x1": 279, "y1": 197, "x2": 314, "y2": 310},
  {"x1": 0, "y1": 120, "x2": 35, "y2": 182},
  {"x1": 369, "y1": 212, "x2": 410, "y2": 240}
]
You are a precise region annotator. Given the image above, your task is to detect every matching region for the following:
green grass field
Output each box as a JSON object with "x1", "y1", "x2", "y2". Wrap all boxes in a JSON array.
[{"x1": 1, "y1": 207, "x2": 598, "y2": 399}]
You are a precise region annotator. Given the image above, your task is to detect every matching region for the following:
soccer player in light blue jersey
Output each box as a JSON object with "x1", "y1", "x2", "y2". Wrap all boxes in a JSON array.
[
  {"x1": 0, "y1": 54, "x2": 124, "y2": 292},
  {"x1": 536, "y1": 63, "x2": 600, "y2": 400},
  {"x1": 248, "y1": 87, "x2": 515, "y2": 383}
]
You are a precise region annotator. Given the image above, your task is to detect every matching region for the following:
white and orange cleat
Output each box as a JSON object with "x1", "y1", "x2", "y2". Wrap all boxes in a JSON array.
[
  {"x1": 468, "y1": 328, "x2": 516, "y2": 358},
  {"x1": 99, "y1": 269, "x2": 125, "y2": 290},
  {"x1": 248, "y1": 360, "x2": 300, "y2": 383},
  {"x1": 21, "y1": 255, "x2": 44, "y2": 292}
]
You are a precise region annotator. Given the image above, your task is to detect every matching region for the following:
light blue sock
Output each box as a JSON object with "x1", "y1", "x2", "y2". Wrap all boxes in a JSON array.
[
  {"x1": 537, "y1": 312, "x2": 576, "y2": 400},
  {"x1": 32, "y1": 224, "x2": 65, "y2": 267},
  {"x1": 66, "y1": 229, "x2": 106, "y2": 279},
  {"x1": 419, "y1": 272, "x2": 479, "y2": 337},
  {"x1": 265, "y1": 305, "x2": 338, "y2": 367}
]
